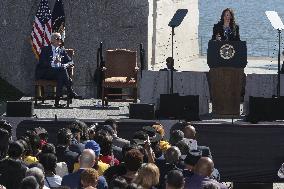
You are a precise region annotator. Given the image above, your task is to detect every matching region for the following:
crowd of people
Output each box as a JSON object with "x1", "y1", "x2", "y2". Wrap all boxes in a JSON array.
[{"x1": 0, "y1": 119, "x2": 228, "y2": 189}]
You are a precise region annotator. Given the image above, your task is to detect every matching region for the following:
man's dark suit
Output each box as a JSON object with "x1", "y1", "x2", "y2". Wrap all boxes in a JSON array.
[
  {"x1": 61, "y1": 168, "x2": 108, "y2": 189},
  {"x1": 35, "y1": 45, "x2": 73, "y2": 97}
]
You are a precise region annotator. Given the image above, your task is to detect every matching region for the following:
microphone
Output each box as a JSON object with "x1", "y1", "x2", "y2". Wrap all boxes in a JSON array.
[{"x1": 224, "y1": 27, "x2": 231, "y2": 41}]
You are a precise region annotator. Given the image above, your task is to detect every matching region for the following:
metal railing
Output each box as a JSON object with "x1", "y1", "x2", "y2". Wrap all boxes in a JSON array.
[{"x1": 198, "y1": 35, "x2": 279, "y2": 57}]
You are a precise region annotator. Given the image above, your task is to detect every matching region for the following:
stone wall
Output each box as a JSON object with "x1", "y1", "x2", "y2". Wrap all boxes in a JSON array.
[
  {"x1": 148, "y1": 0, "x2": 199, "y2": 70},
  {"x1": 0, "y1": 0, "x2": 198, "y2": 97}
]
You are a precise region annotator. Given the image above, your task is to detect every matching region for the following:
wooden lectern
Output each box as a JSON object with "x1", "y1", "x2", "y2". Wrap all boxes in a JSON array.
[{"x1": 207, "y1": 41, "x2": 247, "y2": 116}]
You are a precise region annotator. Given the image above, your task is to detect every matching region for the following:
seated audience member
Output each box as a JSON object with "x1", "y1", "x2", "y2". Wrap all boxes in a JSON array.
[
  {"x1": 103, "y1": 144, "x2": 144, "y2": 184},
  {"x1": 96, "y1": 124, "x2": 123, "y2": 161},
  {"x1": 127, "y1": 183, "x2": 143, "y2": 189},
  {"x1": 183, "y1": 150, "x2": 202, "y2": 174},
  {"x1": 21, "y1": 130, "x2": 42, "y2": 164},
  {"x1": 25, "y1": 167, "x2": 47, "y2": 189},
  {"x1": 61, "y1": 149, "x2": 107, "y2": 189},
  {"x1": 7, "y1": 140, "x2": 28, "y2": 169},
  {"x1": 94, "y1": 130, "x2": 120, "y2": 166},
  {"x1": 184, "y1": 157, "x2": 227, "y2": 189},
  {"x1": 84, "y1": 140, "x2": 110, "y2": 176},
  {"x1": 109, "y1": 176, "x2": 128, "y2": 189},
  {"x1": 151, "y1": 123, "x2": 171, "y2": 152},
  {"x1": 35, "y1": 32, "x2": 80, "y2": 107},
  {"x1": 133, "y1": 163, "x2": 160, "y2": 189},
  {"x1": 56, "y1": 128, "x2": 79, "y2": 173},
  {"x1": 156, "y1": 147, "x2": 182, "y2": 189},
  {"x1": 159, "y1": 57, "x2": 177, "y2": 71},
  {"x1": 39, "y1": 143, "x2": 68, "y2": 177},
  {"x1": 165, "y1": 170, "x2": 184, "y2": 189},
  {"x1": 0, "y1": 128, "x2": 10, "y2": 160},
  {"x1": 121, "y1": 149, "x2": 144, "y2": 183},
  {"x1": 34, "y1": 127, "x2": 48, "y2": 149},
  {"x1": 169, "y1": 130, "x2": 184, "y2": 146},
  {"x1": 0, "y1": 158, "x2": 27, "y2": 189},
  {"x1": 202, "y1": 181, "x2": 220, "y2": 189},
  {"x1": 21, "y1": 176, "x2": 40, "y2": 189},
  {"x1": 80, "y1": 168, "x2": 99, "y2": 189},
  {"x1": 68, "y1": 120, "x2": 86, "y2": 155},
  {"x1": 104, "y1": 119, "x2": 130, "y2": 148},
  {"x1": 39, "y1": 153, "x2": 62, "y2": 188},
  {"x1": 0, "y1": 120, "x2": 12, "y2": 139}
]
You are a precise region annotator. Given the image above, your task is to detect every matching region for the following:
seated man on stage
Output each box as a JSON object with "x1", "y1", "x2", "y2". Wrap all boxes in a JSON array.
[{"x1": 35, "y1": 32, "x2": 80, "y2": 107}]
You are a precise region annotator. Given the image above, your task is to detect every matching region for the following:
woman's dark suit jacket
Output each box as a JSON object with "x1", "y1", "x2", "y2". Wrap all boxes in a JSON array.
[{"x1": 211, "y1": 22, "x2": 240, "y2": 41}]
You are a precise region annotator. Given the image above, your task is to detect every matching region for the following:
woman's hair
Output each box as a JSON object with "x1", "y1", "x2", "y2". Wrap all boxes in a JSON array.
[
  {"x1": 80, "y1": 168, "x2": 98, "y2": 187},
  {"x1": 133, "y1": 163, "x2": 160, "y2": 189},
  {"x1": 202, "y1": 181, "x2": 220, "y2": 189},
  {"x1": 109, "y1": 176, "x2": 128, "y2": 189},
  {"x1": 41, "y1": 143, "x2": 56, "y2": 154},
  {"x1": 220, "y1": 8, "x2": 237, "y2": 29},
  {"x1": 152, "y1": 123, "x2": 165, "y2": 138},
  {"x1": 39, "y1": 153, "x2": 57, "y2": 173},
  {"x1": 57, "y1": 128, "x2": 72, "y2": 146},
  {"x1": 8, "y1": 141, "x2": 24, "y2": 159},
  {"x1": 24, "y1": 130, "x2": 41, "y2": 156},
  {"x1": 124, "y1": 149, "x2": 144, "y2": 172},
  {"x1": 94, "y1": 130, "x2": 113, "y2": 156},
  {"x1": 175, "y1": 140, "x2": 190, "y2": 155}
]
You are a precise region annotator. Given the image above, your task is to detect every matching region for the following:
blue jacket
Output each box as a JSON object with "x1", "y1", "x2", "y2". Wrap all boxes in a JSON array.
[{"x1": 61, "y1": 168, "x2": 108, "y2": 189}]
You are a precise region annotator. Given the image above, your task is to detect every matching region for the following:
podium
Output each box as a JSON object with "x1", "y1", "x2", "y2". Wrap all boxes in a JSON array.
[{"x1": 207, "y1": 41, "x2": 247, "y2": 116}]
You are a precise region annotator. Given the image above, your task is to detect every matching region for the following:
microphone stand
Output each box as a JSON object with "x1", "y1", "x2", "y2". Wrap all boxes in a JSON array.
[
  {"x1": 170, "y1": 27, "x2": 175, "y2": 94},
  {"x1": 277, "y1": 29, "x2": 281, "y2": 97}
]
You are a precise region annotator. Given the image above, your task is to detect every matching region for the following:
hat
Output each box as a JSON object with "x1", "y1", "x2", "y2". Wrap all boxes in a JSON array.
[
  {"x1": 85, "y1": 140, "x2": 101, "y2": 156},
  {"x1": 142, "y1": 126, "x2": 162, "y2": 143},
  {"x1": 184, "y1": 149, "x2": 202, "y2": 166}
]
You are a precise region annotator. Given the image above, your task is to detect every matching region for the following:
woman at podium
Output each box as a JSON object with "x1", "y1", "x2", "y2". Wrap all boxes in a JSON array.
[{"x1": 212, "y1": 8, "x2": 240, "y2": 41}]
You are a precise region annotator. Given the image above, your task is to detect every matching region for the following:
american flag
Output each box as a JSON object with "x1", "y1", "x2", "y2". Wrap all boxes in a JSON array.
[{"x1": 31, "y1": 0, "x2": 52, "y2": 59}]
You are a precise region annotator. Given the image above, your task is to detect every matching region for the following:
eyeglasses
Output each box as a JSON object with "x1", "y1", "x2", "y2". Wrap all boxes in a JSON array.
[{"x1": 55, "y1": 37, "x2": 61, "y2": 41}]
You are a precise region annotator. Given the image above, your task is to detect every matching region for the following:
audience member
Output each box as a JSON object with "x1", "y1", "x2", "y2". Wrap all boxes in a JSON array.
[
  {"x1": 121, "y1": 149, "x2": 144, "y2": 183},
  {"x1": 169, "y1": 130, "x2": 184, "y2": 146},
  {"x1": 156, "y1": 146, "x2": 182, "y2": 189},
  {"x1": 21, "y1": 176, "x2": 40, "y2": 189},
  {"x1": 80, "y1": 168, "x2": 99, "y2": 189},
  {"x1": 94, "y1": 130, "x2": 120, "y2": 166},
  {"x1": 39, "y1": 153, "x2": 62, "y2": 188},
  {"x1": 104, "y1": 119, "x2": 130, "y2": 148},
  {"x1": 133, "y1": 163, "x2": 160, "y2": 189},
  {"x1": 39, "y1": 143, "x2": 68, "y2": 177},
  {"x1": 109, "y1": 176, "x2": 128, "y2": 189},
  {"x1": 0, "y1": 128, "x2": 10, "y2": 160},
  {"x1": 202, "y1": 181, "x2": 221, "y2": 189},
  {"x1": 84, "y1": 140, "x2": 110, "y2": 176},
  {"x1": 0, "y1": 158, "x2": 27, "y2": 189},
  {"x1": 184, "y1": 157, "x2": 227, "y2": 189},
  {"x1": 165, "y1": 170, "x2": 184, "y2": 189},
  {"x1": 61, "y1": 149, "x2": 107, "y2": 189},
  {"x1": 25, "y1": 167, "x2": 47, "y2": 189},
  {"x1": 56, "y1": 128, "x2": 79, "y2": 173}
]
